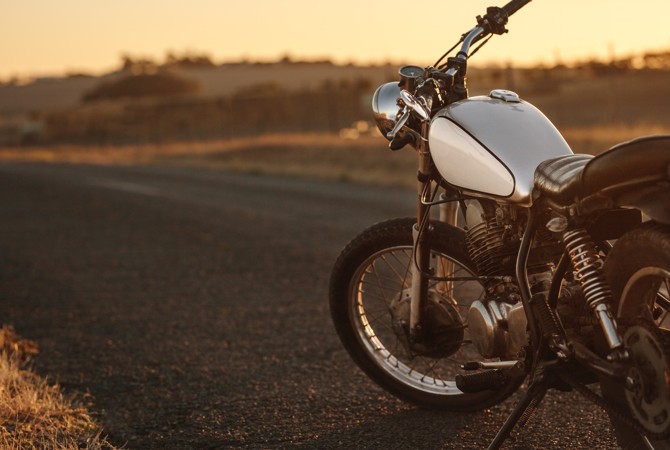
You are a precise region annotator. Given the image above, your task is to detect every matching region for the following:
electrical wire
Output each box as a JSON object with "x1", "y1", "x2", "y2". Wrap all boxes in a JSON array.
[
  {"x1": 412, "y1": 184, "x2": 504, "y2": 283},
  {"x1": 412, "y1": 181, "x2": 440, "y2": 278},
  {"x1": 433, "y1": 38, "x2": 463, "y2": 69},
  {"x1": 468, "y1": 34, "x2": 493, "y2": 59}
]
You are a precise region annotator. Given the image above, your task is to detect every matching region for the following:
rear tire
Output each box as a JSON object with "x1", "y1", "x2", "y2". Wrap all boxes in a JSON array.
[
  {"x1": 329, "y1": 218, "x2": 519, "y2": 411},
  {"x1": 603, "y1": 222, "x2": 670, "y2": 449}
]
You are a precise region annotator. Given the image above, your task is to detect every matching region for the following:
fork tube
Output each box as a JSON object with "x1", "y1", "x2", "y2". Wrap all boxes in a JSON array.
[
  {"x1": 439, "y1": 192, "x2": 459, "y2": 226},
  {"x1": 409, "y1": 125, "x2": 433, "y2": 343},
  {"x1": 438, "y1": 194, "x2": 459, "y2": 297}
]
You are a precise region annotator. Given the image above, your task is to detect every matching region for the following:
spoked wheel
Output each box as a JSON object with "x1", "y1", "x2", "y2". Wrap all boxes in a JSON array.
[
  {"x1": 329, "y1": 218, "x2": 519, "y2": 411},
  {"x1": 603, "y1": 223, "x2": 670, "y2": 449}
]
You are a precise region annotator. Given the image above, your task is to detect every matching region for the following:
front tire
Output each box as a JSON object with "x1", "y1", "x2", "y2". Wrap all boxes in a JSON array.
[
  {"x1": 329, "y1": 218, "x2": 519, "y2": 411},
  {"x1": 603, "y1": 223, "x2": 670, "y2": 449}
]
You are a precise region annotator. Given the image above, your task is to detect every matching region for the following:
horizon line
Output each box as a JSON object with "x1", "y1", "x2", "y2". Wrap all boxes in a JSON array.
[{"x1": 4, "y1": 46, "x2": 670, "y2": 83}]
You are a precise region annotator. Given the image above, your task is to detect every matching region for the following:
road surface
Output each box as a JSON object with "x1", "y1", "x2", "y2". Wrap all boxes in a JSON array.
[{"x1": 0, "y1": 163, "x2": 617, "y2": 449}]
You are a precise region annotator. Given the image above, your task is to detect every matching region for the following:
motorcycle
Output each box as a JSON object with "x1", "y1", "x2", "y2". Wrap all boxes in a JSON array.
[{"x1": 328, "y1": 1, "x2": 670, "y2": 448}]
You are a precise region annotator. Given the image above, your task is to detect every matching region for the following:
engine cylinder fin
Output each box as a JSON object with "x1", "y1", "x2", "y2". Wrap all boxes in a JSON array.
[{"x1": 465, "y1": 218, "x2": 516, "y2": 281}]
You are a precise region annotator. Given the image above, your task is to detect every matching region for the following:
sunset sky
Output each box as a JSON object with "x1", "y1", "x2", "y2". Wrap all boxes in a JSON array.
[{"x1": 2, "y1": 0, "x2": 670, "y2": 79}]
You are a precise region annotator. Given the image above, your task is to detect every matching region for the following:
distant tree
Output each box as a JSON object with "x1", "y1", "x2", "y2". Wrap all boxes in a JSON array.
[
  {"x1": 354, "y1": 77, "x2": 372, "y2": 91},
  {"x1": 120, "y1": 55, "x2": 134, "y2": 71},
  {"x1": 119, "y1": 54, "x2": 159, "y2": 74},
  {"x1": 82, "y1": 72, "x2": 200, "y2": 102},
  {"x1": 66, "y1": 72, "x2": 94, "y2": 79},
  {"x1": 611, "y1": 57, "x2": 634, "y2": 71},
  {"x1": 233, "y1": 81, "x2": 285, "y2": 97},
  {"x1": 320, "y1": 79, "x2": 336, "y2": 90},
  {"x1": 163, "y1": 51, "x2": 216, "y2": 69},
  {"x1": 643, "y1": 51, "x2": 670, "y2": 70}
]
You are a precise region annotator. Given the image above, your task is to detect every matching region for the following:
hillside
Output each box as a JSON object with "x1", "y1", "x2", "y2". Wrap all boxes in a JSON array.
[
  {"x1": 1, "y1": 58, "x2": 670, "y2": 147},
  {"x1": 0, "y1": 63, "x2": 398, "y2": 115}
]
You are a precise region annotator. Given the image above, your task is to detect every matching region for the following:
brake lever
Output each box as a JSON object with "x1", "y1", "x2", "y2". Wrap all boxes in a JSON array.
[
  {"x1": 400, "y1": 90, "x2": 430, "y2": 121},
  {"x1": 386, "y1": 106, "x2": 410, "y2": 140},
  {"x1": 386, "y1": 91, "x2": 430, "y2": 140}
]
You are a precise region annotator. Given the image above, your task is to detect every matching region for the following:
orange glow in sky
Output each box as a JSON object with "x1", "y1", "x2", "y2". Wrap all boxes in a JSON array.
[{"x1": 2, "y1": 0, "x2": 670, "y2": 78}]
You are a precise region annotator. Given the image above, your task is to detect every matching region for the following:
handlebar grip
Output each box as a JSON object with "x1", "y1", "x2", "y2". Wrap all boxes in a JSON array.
[{"x1": 502, "y1": 0, "x2": 531, "y2": 16}]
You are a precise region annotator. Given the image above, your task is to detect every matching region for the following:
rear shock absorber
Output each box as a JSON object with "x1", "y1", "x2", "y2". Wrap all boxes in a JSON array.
[{"x1": 563, "y1": 228, "x2": 623, "y2": 352}]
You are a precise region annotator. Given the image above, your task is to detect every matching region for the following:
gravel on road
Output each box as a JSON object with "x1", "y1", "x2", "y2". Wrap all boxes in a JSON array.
[{"x1": 0, "y1": 163, "x2": 618, "y2": 449}]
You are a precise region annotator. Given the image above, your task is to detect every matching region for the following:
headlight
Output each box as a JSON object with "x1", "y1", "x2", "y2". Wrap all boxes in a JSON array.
[{"x1": 371, "y1": 82, "x2": 402, "y2": 141}]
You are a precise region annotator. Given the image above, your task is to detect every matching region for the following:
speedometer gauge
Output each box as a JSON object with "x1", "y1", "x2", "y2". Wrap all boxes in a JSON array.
[
  {"x1": 398, "y1": 65, "x2": 424, "y2": 79},
  {"x1": 398, "y1": 65, "x2": 424, "y2": 91}
]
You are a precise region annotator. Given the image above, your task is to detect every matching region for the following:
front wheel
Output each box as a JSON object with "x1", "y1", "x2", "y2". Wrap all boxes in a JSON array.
[
  {"x1": 329, "y1": 218, "x2": 519, "y2": 411},
  {"x1": 603, "y1": 223, "x2": 670, "y2": 449}
]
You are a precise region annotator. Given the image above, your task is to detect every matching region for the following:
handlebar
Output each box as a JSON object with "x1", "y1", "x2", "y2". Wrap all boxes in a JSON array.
[
  {"x1": 442, "y1": 0, "x2": 532, "y2": 77},
  {"x1": 390, "y1": 0, "x2": 533, "y2": 147},
  {"x1": 441, "y1": 26, "x2": 484, "y2": 78},
  {"x1": 502, "y1": 0, "x2": 532, "y2": 17}
]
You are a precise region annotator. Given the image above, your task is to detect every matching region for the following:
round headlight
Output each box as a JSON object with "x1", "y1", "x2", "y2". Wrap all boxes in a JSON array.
[{"x1": 372, "y1": 82, "x2": 402, "y2": 141}]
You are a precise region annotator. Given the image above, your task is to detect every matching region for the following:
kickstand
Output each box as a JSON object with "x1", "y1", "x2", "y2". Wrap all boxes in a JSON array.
[{"x1": 486, "y1": 374, "x2": 549, "y2": 450}]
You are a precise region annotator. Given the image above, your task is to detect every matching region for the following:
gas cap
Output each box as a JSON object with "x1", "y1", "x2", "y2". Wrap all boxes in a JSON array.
[{"x1": 490, "y1": 89, "x2": 520, "y2": 103}]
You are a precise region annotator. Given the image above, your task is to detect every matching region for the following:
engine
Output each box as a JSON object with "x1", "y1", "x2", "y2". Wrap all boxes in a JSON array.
[
  {"x1": 464, "y1": 200, "x2": 521, "y2": 288},
  {"x1": 463, "y1": 199, "x2": 562, "y2": 359}
]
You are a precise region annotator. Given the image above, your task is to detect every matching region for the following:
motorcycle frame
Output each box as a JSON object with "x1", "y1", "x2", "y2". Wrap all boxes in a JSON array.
[
  {"x1": 408, "y1": 125, "x2": 629, "y2": 384},
  {"x1": 408, "y1": 147, "x2": 633, "y2": 447},
  {"x1": 373, "y1": 2, "x2": 670, "y2": 446}
]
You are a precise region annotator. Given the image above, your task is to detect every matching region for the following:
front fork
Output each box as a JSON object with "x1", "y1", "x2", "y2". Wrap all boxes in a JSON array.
[{"x1": 408, "y1": 122, "x2": 442, "y2": 344}]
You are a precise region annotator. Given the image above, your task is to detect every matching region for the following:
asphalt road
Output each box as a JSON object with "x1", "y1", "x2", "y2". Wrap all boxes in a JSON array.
[{"x1": 0, "y1": 163, "x2": 619, "y2": 449}]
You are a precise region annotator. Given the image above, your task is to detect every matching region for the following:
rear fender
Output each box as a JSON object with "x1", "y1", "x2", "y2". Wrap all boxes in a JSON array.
[{"x1": 612, "y1": 183, "x2": 670, "y2": 224}]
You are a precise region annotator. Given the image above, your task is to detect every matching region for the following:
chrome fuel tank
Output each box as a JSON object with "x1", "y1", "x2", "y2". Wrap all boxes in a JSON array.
[{"x1": 429, "y1": 91, "x2": 573, "y2": 206}]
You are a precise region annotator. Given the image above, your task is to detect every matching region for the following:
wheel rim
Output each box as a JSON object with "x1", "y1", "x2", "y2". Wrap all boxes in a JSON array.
[
  {"x1": 349, "y1": 245, "x2": 489, "y2": 396},
  {"x1": 620, "y1": 266, "x2": 670, "y2": 332},
  {"x1": 619, "y1": 266, "x2": 670, "y2": 449}
]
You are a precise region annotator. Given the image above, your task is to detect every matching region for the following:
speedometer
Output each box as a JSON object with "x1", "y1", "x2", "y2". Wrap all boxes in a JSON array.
[
  {"x1": 398, "y1": 65, "x2": 424, "y2": 79},
  {"x1": 398, "y1": 65, "x2": 424, "y2": 91}
]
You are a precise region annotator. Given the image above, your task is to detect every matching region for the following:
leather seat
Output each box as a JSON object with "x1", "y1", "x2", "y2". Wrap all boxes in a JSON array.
[{"x1": 534, "y1": 135, "x2": 670, "y2": 205}]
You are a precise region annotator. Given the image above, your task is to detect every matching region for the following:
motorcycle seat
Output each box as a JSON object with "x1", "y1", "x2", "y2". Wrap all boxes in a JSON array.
[{"x1": 534, "y1": 135, "x2": 670, "y2": 206}]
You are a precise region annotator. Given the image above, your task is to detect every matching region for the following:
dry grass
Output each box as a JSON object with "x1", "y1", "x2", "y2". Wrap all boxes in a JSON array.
[
  {"x1": 155, "y1": 133, "x2": 422, "y2": 187},
  {"x1": 0, "y1": 326, "x2": 117, "y2": 450},
  {"x1": 0, "y1": 132, "x2": 419, "y2": 187},
  {"x1": 0, "y1": 124, "x2": 668, "y2": 188}
]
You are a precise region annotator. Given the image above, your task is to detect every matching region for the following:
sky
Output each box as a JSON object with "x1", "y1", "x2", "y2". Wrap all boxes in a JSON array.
[{"x1": 2, "y1": 0, "x2": 670, "y2": 79}]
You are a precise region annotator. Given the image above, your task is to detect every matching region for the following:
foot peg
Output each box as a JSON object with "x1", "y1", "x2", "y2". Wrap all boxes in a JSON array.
[
  {"x1": 456, "y1": 369, "x2": 510, "y2": 393},
  {"x1": 457, "y1": 360, "x2": 526, "y2": 393}
]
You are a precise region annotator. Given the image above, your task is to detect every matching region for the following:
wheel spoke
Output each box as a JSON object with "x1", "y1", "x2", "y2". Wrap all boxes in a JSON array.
[
  {"x1": 368, "y1": 262, "x2": 392, "y2": 309},
  {"x1": 345, "y1": 233, "x2": 501, "y2": 401},
  {"x1": 379, "y1": 252, "x2": 411, "y2": 288},
  {"x1": 360, "y1": 309, "x2": 388, "y2": 328},
  {"x1": 392, "y1": 249, "x2": 413, "y2": 288},
  {"x1": 358, "y1": 285, "x2": 396, "y2": 305},
  {"x1": 423, "y1": 358, "x2": 443, "y2": 381}
]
